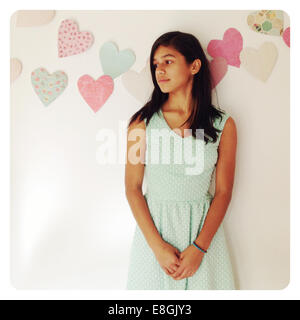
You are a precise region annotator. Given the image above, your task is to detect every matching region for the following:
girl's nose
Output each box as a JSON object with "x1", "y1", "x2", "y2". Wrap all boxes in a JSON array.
[{"x1": 157, "y1": 67, "x2": 165, "y2": 74}]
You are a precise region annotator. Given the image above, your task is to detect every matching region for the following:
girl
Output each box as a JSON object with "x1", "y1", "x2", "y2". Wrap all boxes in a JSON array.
[{"x1": 125, "y1": 31, "x2": 237, "y2": 290}]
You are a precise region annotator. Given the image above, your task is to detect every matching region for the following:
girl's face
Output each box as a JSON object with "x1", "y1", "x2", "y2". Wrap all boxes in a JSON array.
[{"x1": 153, "y1": 45, "x2": 197, "y2": 93}]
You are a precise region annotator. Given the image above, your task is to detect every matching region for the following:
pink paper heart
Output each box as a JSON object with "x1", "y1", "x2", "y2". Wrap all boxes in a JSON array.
[
  {"x1": 209, "y1": 57, "x2": 228, "y2": 88},
  {"x1": 77, "y1": 75, "x2": 114, "y2": 113},
  {"x1": 58, "y1": 19, "x2": 94, "y2": 58},
  {"x1": 207, "y1": 28, "x2": 243, "y2": 68},
  {"x1": 282, "y1": 27, "x2": 290, "y2": 48}
]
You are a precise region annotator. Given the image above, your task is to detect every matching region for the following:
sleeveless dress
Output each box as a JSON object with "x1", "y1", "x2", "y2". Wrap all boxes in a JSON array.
[{"x1": 126, "y1": 108, "x2": 236, "y2": 290}]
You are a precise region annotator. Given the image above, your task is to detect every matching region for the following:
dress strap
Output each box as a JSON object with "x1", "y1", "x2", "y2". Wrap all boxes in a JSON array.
[{"x1": 214, "y1": 111, "x2": 231, "y2": 146}]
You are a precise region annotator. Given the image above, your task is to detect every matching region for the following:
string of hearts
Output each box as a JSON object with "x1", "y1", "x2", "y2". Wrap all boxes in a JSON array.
[
  {"x1": 26, "y1": 14, "x2": 290, "y2": 111},
  {"x1": 31, "y1": 19, "x2": 136, "y2": 112},
  {"x1": 208, "y1": 9, "x2": 290, "y2": 87}
]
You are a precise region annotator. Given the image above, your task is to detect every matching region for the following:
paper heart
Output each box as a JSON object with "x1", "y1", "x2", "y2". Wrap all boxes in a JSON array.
[
  {"x1": 207, "y1": 28, "x2": 243, "y2": 68},
  {"x1": 247, "y1": 10, "x2": 284, "y2": 36},
  {"x1": 100, "y1": 42, "x2": 135, "y2": 79},
  {"x1": 10, "y1": 58, "x2": 22, "y2": 84},
  {"x1": 209, "y1": 57, "x2": 228, "y2": 89},
  {"x1": 121, "y1": 60, "x2": 154, "y2": 103},
  {"x1": 77, "y1": 75, "x2": 114, "y2": 113},
  {"x1": 16, "y1": 10, "x2": 55, "y2": 27},
  {"x1": 282, "y1": 27, "x2": 290, "y2": 47},
  {"x1": 58, "y1": 19, "x2": 94, "y2": 58},
  {"x1": 31, "y1": 68, "x2": 68, "y2": 106},
  {"x1": 240, "y1": 42, "x2": 278, "y2": 82}
]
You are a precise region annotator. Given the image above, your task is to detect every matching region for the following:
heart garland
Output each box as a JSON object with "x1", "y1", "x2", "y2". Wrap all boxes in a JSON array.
[{"x1": 30, "y1": 17, "x2": 287, "y2": 110}]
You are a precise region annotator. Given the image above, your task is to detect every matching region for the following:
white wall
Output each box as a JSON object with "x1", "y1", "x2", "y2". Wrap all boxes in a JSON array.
[{"x1": 10, "y1": 10, "x2": 290, "y2": 289}]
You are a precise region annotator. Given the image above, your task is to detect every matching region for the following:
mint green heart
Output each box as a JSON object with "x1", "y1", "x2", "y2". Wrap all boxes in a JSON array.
[
  {"x1": 31, "y1": 68, "x2": 68, "y2": 106},
  {"x1": 99, "y1": 41, "x2": 135, "y2": 79}
]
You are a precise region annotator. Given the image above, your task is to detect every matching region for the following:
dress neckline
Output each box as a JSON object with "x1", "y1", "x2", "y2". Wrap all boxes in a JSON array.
[{"x1": 158, "y1": 108, "x2": 193, "y2": 140}]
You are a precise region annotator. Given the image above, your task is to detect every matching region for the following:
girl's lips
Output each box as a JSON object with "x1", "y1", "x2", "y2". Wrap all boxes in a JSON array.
[{"x1": 158, "y1": 79, "x2": 170, "y2": 83}]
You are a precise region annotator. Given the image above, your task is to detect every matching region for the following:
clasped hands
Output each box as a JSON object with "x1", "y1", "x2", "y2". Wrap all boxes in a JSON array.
[{"x1": 153, "y1": 241, "x2": 205, "y2": 281}]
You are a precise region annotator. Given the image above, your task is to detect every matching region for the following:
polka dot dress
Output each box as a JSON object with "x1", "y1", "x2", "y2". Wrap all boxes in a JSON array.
[{"x1": 126, "y1": 108, "x2": 236, "y2": 290}]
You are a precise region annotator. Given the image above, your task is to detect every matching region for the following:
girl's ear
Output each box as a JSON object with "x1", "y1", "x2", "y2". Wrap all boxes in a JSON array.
[{"x1": 191, "y1": 59, "x2": 201, "y2": 75}]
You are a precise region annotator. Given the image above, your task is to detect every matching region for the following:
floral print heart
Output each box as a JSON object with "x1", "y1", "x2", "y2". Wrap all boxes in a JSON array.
[
  {"x1": 247, "y1": 10, "x2": 284, "y2": 36},
  {"x1": 58, "y1": 19, "x2": 94, "y2": 58},
  {"x1": 31, "y1": 68, "x2": 68, "y2": 106},
  {"x1": 77, "y1": 75, "x2": 114, "y2": 113},
  {"x1": 207, "y1": 28, "x2": 243, "y2": 68}
]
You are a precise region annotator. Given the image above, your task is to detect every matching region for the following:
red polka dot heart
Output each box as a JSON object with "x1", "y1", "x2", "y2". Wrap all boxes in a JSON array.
[{"x1": 58, "y1": 19, "x2": 94, "y2": 58}]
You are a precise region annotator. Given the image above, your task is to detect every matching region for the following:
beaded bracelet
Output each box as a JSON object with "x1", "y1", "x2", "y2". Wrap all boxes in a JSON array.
[{"x1": 192, "y1": 241, "x2": 207, "y2": 254}]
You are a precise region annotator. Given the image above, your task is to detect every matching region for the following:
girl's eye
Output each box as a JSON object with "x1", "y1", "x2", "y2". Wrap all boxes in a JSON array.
[{"x1": 153, "y1": 60, "x2": 173, "y2": 68}]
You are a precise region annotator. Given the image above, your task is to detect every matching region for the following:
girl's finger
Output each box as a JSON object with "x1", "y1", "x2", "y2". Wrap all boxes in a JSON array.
[
  {"x1": 163, "y1": 267, "x2": 172, "y2": 275},
  {"x1": 170, "y1": 265, "x2": 180, "y2": 273},
  {"x1": 175, "y1": 270, "x2": 188, "y2": 280},
  {"x1": 172, "y1": 267, "x2": 184, "y2": 279},
  {"x1": 171, "y1": 263, "x2": 180, "y2": 270},
  {"x1": 168, "y1": 266, "x2": 176, "y2": 273}
]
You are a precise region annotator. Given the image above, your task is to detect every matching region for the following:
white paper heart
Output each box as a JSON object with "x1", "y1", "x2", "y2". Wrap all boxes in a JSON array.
[
  {"x1": 121, "y1": 59, "x2": 154, "y2": 103},
  {"x1": 240, "y1": 42, "x2": 278, "y2": 82},
  {"x1": 16, "y1": 10, "x2": 55, "y2": 27},
  {"x1": 10, "y1": 58, "x2": 22, "y2": 84}
]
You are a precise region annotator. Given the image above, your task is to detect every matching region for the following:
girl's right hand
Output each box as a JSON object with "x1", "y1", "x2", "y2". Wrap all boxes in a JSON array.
[{"x1": 153, "y1": 241, "x2": 181, "y2": 276}]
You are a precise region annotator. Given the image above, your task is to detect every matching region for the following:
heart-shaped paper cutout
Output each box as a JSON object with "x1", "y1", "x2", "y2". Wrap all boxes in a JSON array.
[
  {"x1": 31, "y1": 68, "x2": 68, "y2": 106},
  {"x1": 100, "y1": 42, "x2": 135, "y2": 79},
  {"x1": 207, "y1": 28, "x2": 243, "y2": 68},
  {"x1": 58, "y1": 19, "x2": 94, "y2": 58},
  {"x1": 282, "y1": 27, "x2": 290, "y2": 47},
  {"x1": 77, "y1": 75, "x2": 114, "y2": 113},
  {"x1": 121, "y1": 59, "x2": 154, "y2": 103},
  {"x1": 209, "y1": 57, "x2": 228, "y2": 88},
  {"x1": 247, "y1": 10, "x2": 284, "y2": 36},
  {"x1": 16, "y1": 10, "x2": 55, "y2": 27},
  {"x1": 240, "y1": 42, "x2": 278, "y2": 82},
  {"x1": 10, "y1": 58, "x2": 22, "y2": 84}
]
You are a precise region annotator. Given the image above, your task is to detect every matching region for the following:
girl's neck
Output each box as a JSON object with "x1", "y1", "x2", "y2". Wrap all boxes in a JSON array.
[{"x1": 164, "y1": 90, "x2": 193, "y2": 114}]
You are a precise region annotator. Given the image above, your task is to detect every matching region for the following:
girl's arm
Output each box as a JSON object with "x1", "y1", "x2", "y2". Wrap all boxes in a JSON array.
[
  {"x1": 125, "y1": 116, "x2": 164, "y2": 252},
  {"x1": 194, "y1": 116, "x2": 237, "y2": 251}
]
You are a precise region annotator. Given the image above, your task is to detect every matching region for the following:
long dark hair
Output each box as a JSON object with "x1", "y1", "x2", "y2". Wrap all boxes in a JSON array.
[{"x1": 127, "y1": 31, "x2": 225, "y2": 144}]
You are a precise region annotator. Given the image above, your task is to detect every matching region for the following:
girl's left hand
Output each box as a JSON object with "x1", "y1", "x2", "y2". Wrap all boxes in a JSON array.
[{"x1": 170, "y1": 245, "x2": 205, "y2": 280}]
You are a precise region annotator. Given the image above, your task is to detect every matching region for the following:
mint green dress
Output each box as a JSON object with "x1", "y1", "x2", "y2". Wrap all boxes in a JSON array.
[{"x1": 126, "y1": 108, "x2": 236, "y2": 290}]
